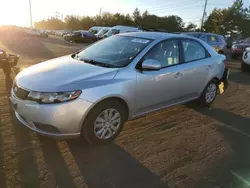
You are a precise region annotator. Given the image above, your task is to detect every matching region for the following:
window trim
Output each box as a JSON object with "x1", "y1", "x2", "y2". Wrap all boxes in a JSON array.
[
  {"x1": 136, "y1": 38, "x2": 182, "y2": 70},
  {"x1": 180, "y1": 38, "x2": 211, "y2": 64}
]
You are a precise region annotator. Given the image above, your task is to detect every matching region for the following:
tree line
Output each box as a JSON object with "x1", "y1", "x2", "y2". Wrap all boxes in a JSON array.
[{"x1": 34, "y1": 0, "x2": 250, "y2": 37}]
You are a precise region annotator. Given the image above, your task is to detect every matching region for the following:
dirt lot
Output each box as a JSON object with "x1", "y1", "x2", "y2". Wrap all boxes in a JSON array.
[{"x1": 1, "y1": 27, "x2": 250, "y2": 188}]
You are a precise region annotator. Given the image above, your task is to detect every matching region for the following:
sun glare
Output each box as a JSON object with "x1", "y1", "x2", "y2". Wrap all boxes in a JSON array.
[{"x1": 0, "y1": 0, "x2": 29, "y2": 26}]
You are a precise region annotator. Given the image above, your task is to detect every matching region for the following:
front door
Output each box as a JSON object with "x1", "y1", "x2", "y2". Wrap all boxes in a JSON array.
[{"x1": 135, "y1": 39, "x2": 183, "y2": 116}]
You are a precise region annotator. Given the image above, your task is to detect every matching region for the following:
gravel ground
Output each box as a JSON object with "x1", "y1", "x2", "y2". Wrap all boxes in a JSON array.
[{"x1": 1, "y1": 27, "x2": 250, "y2": 188}]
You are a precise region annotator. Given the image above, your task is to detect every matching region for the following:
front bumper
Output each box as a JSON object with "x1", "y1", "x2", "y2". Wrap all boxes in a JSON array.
[{"x1": 10, "y1": 94, "x2": 93, "y2": 139}]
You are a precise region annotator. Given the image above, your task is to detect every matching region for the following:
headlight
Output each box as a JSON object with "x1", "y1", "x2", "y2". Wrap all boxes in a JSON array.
[{"x1": 27, "y1": 90, "x2": 82, "y2": 104}]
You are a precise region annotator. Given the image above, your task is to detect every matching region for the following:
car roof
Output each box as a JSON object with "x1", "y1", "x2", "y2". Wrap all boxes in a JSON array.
[
  {"x1": 119, "y1": 32, "x2": 186, "y2": 40},
  {"x1": 111, "y1": 25, "x2": 140, "y2": 29},
  {"x1": 183, "y1": 32, "x2": 224, "y2": 37}
]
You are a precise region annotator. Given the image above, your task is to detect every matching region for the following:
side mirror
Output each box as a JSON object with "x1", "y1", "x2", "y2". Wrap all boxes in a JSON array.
[{"x1": 141, "y1": 59, "x2": 161, "y2": 70}]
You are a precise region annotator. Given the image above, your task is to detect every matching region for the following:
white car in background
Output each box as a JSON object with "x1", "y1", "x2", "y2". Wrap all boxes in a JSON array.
[
  {"x1": 242, "y1": 47, "x2": 250, "y2": 72},
  {"x1": 96, "y1": 27, "x2": 111, "y2": 39},
  {"x1": 103, "y1": 26, "x2": 143, "y2": 38},
  {"x1": 88, "y1": 26, "x2": 103, "y2": 35}
]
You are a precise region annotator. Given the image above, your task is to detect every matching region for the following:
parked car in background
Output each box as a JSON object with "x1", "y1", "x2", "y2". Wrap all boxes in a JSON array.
[
  {"x1": 242, "y1": 47, "x2": 250, "y2": 72},
  {"x1": 96, "y1": 27, "x2": 111, "y2": 39},
  {"x1": 63, "y1": 30, "x2": 96, "y2": 43},
  {"x1": 103, "y1": 26, "x2": 143, "y2": 38},
  {"x1": 231, "y1": 38, "x2": 250, "y2": 59},
  {"x1": 181, "y1": 32, "x2": 227, "y2": 54},
  {"x1": 26, "y1": 29, "x2": 48, "y2": 37},
  {"x1": 88, "y1": 26, "x2": 103, "y2": 35},
  {"x1": 10, "y1": 32, "x2": 228, "y2": 144}
]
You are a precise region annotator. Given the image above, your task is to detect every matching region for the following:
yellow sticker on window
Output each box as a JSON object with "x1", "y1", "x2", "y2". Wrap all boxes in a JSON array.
[
  {"x1": 211, "y1": 36, "x2": 215, "y2": 41},
  {"x1": 168, "y1": 58, "x2": 173, "y2": 65}
]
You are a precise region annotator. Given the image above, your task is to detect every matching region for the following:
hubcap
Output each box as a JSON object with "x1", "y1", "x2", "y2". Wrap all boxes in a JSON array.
[
  {"x1": 205, "y1": 83, "x2": 217, "y2": 103},
  {"x1": 94, "y1": 108, "x2": 121, "y2": 140}
]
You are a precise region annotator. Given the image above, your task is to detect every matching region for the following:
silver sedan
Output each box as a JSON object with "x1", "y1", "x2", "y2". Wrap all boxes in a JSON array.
[{"x1": 10, "y1": 32, "x2": 229, "y2": 144}]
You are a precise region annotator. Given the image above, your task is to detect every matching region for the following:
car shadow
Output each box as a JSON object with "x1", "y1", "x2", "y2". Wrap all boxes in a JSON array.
[
  {"x1": 4, "y1": 74, "x2": 167, "y2": 188},
  {"x1": 192, "y1": 106, "x2": 250, "y2": 187},
  {"x1": 67, "y1": 140, "x2": 168, "y2": 188},
  {"x1": 229, "y1": 71, "x2": 250, "y2": 86}
]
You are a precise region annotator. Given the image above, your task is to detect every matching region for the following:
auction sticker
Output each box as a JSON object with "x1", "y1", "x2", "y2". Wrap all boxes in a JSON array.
[{"x1": 132, "y1": 39, "x2": 150, "y2": 44}]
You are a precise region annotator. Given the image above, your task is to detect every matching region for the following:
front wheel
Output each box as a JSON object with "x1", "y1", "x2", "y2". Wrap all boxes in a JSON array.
[
  {"x1": 199, "y1": 81, "x2": 218, "y2": 107},
  {"x1": 82, "y1": 100, "x2": 127, "y2": 144}
]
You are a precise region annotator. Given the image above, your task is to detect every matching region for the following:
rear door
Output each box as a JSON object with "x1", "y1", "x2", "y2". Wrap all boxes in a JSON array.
[{"x1": 179, "y1": 39, "x2": 212, "y2": 100}]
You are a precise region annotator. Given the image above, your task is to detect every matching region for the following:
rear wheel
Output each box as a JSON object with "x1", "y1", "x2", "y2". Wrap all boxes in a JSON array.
[
  {"x1": 199, "y1": 81, "x2": 218, "y2": 107},
  {"x1": 82, "y1": 100, "x2": 127, "y2": 144}
]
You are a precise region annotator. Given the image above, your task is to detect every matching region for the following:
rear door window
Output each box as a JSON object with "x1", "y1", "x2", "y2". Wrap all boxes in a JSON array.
[{"x1": 181, "y1": 40, "x2": 207, "y2": 62}]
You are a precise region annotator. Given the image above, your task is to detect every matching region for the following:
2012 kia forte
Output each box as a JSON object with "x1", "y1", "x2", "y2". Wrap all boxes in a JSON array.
[{"x1": 10, "y1": 32, "x2": 229, "y2": 144}]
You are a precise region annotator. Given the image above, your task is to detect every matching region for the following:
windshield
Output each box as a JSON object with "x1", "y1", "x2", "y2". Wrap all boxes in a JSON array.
[
  {"x1": 96, "y1": 28, "x2": 108, "y2": 36},
  {"x1": 106, "y1": 29, "x2": 117, "y2": 35},
  {"x1": 76, "y1": 36, "x2": 152, "y2": 67}
]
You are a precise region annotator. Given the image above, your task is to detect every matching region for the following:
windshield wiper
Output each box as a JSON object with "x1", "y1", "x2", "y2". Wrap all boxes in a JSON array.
[{"x1": 79, "y1": 59, "x2": 117, "y2": 68}]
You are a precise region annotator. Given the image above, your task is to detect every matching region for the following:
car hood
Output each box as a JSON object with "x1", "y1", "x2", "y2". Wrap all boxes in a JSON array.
[{"x1": 16, "y1": 55, "x2": 119, "y2": 92}]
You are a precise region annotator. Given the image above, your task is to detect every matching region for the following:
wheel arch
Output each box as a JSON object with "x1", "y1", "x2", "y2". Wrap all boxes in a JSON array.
[{"x1": 79, "y1": 96, "x2": 130, "y2": 130}]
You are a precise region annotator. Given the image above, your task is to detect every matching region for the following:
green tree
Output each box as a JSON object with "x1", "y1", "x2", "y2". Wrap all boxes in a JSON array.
[
  {"x1": 133, "y1": 8, "x2": 142, "y2": 26},
  {"x1": 34, "y1": 17, "x2": 65, "y2": 30},
  {"x1": 64, "y1": 15, "x2": 82, "y2": 30},
  {"x1": 204, "y1": 0, "x2": 250, "y2": 37},
  {"x1": 184, "y1": 22, "x2": 198, "y2": 32}
]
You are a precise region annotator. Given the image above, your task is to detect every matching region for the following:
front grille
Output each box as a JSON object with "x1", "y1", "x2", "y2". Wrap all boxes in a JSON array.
[{"x1": 13, "y1": 83, "x2": 30, "y2": 100}]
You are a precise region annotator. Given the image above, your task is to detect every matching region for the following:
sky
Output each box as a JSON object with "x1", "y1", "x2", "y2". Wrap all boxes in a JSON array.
[{"x1": 0, "y1": 0, "x2": 249, "y2": 27}]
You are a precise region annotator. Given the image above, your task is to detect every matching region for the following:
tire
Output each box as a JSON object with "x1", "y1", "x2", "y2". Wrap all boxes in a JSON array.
[
  {"x1": 82, "y1": 99, "x2": 127, "y2": 144},
  {"x1": 199, "y1": 80, "x2": 218, "y2": 107},
  {"x1": 241, "y1": 62, "x2": 250, "y2": 72}
]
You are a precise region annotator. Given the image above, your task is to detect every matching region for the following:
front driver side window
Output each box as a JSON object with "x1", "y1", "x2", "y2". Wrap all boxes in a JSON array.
[
  {"x1": 144, "y1": 39, "x2": 179, "y2": 68},
  {"x1": 182, "y1": 40, "x2": 206, "y2": 62}
]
